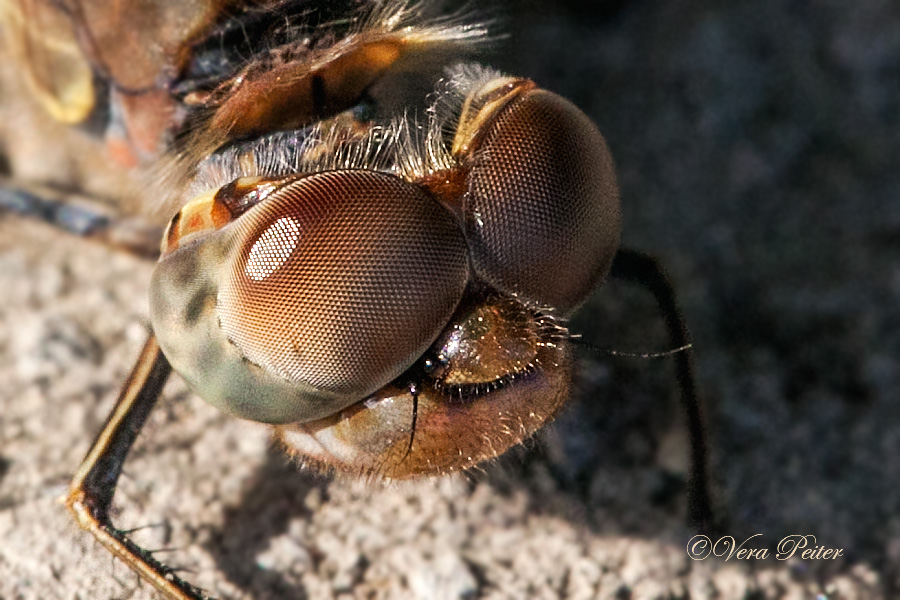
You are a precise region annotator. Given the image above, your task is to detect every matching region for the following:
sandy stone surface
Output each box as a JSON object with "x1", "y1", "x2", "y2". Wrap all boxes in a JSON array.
[{"x1": 1, "y1": 1, "x2": 899, "y2": 599}]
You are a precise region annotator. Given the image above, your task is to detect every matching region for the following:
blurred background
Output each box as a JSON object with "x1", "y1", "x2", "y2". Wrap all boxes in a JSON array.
[
  {"x1": 502, "y1": 0, "x2": 900, "y2": 593},
  {"x1": 1, "y1": 0, "x2": 898, "y2": 598}
]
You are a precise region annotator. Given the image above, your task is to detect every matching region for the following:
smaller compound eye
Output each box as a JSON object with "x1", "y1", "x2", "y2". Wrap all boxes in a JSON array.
[
  {"x1": 457, "y1": 79, "x2": 621, "y2": 315},
  {"x1": 150, "y1": 170, "x2": 469, "y2": 424}
]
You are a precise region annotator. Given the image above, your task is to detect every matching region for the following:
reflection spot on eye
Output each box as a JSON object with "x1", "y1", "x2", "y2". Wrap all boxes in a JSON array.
[{"x1": 245, "y1": 217, "x2": 301, "y2": 281}]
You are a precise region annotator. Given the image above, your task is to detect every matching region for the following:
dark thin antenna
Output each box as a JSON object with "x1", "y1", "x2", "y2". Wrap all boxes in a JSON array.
[
  {"x1": 573, "y1": 338, "x2": 693, "y2": 359},
  {"x1": 404, "y1": 381, "x2": 420, "y2": 461}
]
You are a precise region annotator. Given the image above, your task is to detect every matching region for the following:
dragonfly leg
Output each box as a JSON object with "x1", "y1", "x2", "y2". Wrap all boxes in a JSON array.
[
  {"x1": 65, "y1": 334, "x2": 212, "y2": 600},
  {"x1": 0, "y1": 177, "x2": 162, "y2": 260},
  {"x1": 609, "y1": 248, "x2": 716, "y2": 533}
]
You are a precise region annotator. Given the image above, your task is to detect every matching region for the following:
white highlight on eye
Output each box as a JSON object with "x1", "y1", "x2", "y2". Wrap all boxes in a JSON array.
[{"x1": 245, "y1": 217, "x2": 300, "y2": 281}]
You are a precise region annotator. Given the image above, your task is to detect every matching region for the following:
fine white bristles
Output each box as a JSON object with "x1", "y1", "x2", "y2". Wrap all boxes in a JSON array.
[{"x1": 176, "y1": 60, "x2": 510, "y2": 208}]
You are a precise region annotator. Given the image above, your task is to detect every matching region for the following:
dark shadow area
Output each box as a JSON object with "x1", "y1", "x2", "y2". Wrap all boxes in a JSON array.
[
  {"x1": 0, "y1": 454, "x2": 12, "y2": 511},
  {"x1": 205, "y1": 446, "x2": 330, "y2": 600},
  {"x1": 0, "y1": 148, "x2": 10, "y2": 177}
]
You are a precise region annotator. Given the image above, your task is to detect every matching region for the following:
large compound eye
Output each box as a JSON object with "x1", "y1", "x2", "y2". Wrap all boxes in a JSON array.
[
  {"x1": 150, "y1": 170, "x2": 469, "y2": 424},
  {"x1": 456, "y1": 79, "x2": 621, "y2": 315},
  {"x1": 219, "y1": 170, "x2": 470, "y2": 395}
]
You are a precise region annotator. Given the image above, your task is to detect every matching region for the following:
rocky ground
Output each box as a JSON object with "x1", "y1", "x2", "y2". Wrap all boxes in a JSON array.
[{"x1": 1, "y1": 1, "x2": 898, "y2": 598}]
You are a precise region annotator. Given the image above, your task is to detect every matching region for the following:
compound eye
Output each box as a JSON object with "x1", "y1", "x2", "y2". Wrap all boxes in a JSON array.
[
  {"x1": 220, "y1": 170, "x2": 469, "y2": 399},
  {"x1": 459, "y1": 81, "x2": 621, "y2": 315},
  {"x1": 150, "y1": 170, "x2": 469, "y2": 424}
]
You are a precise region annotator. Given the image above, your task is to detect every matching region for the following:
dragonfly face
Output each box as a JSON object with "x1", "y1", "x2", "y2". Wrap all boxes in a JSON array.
[
  {"x1": 150, "y1": 66, "x2": 621, "y2": 476},
  {"x1": 2, "y1": 2, "x2": 712, "y2": 598}
]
